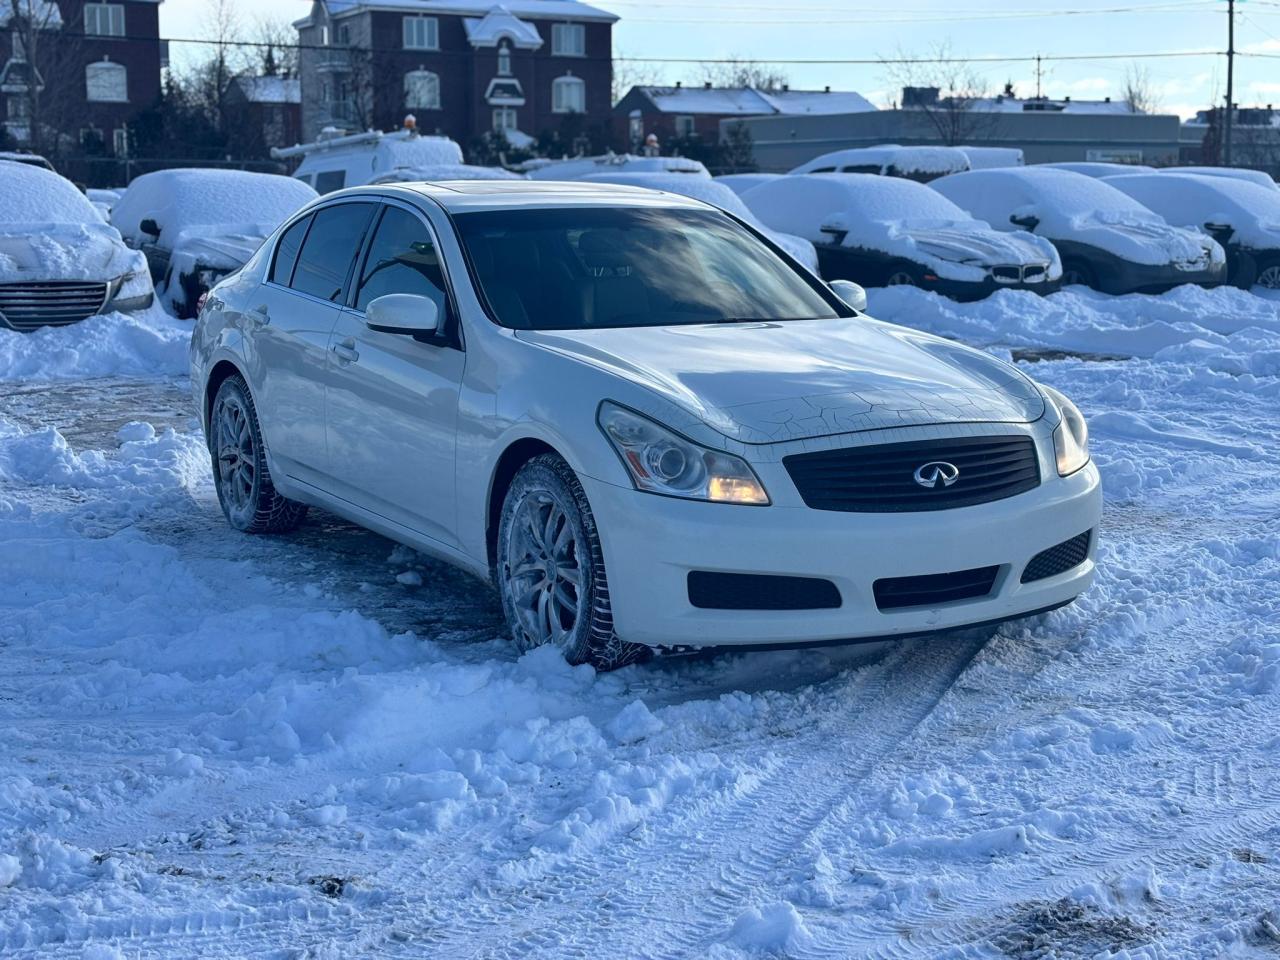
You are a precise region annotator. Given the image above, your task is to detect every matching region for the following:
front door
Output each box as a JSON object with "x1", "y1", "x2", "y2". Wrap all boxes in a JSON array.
[{"x1": 324, "y1": 203, "x2": 465, "y2": 547}]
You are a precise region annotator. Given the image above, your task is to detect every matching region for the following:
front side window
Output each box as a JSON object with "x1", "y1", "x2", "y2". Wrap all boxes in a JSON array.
[
  {"x1": 404, "y1": 70, "x2": 440, "y2": 109},
  {"x1": 455, "y1": 206, "x2": 839, "y2": 331},
  {"x1": 271, "y1": 215, "x2": 312, "y2": 285},
  {"x1": 552, "y1": 75, "x2": 585, "y2": 114},
  {"x1": 84, "y1": 3, "x2": 125, "y2": 37},
  {"x1": 403, "y1": 16, "x2": 439, "y2": 50},
  {"x1": 290, "y1": 203, "x2": 375, "y2": 302},
  {"x1": 86, "y1": 60, "x2": 127, "y2": 103},
  {"x1": 356, "y1": 206, "x2": 448, "y2": 315},
  {"x1": 552, "y1": 22, "x2": 585, "y2": 56}
]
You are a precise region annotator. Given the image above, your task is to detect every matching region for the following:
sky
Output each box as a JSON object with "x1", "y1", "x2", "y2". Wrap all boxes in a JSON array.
[{"x1": 157, "y1": 0, "x2": 1280, "y2": 119}]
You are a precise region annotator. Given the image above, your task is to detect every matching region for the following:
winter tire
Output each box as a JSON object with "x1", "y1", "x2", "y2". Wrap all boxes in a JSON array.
[
  {"x1": 209, "y1": 374, "x2": 308, "y2": 534},
  {"x1": 496, "y1": 453, "x2": 649, "y2": 671}
]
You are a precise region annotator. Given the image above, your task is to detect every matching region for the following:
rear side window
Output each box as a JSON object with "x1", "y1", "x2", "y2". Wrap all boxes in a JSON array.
[
  {"x1": 355, "y1": 206, "x2": 449, "y2": 313},
  {"x1": 290, "y1": 203, "x2": 375, "y2": 302},
  {"x1": 271, "y1": 215, "x2": 311, "y2": 285},
  {"x1": 315, "y1": 170, "x2": 346, "y2": 194}
]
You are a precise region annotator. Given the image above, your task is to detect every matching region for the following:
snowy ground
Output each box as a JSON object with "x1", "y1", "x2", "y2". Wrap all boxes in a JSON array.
[{"x1": 1, "y1": 288, "x2": 1278, "y2": 959}]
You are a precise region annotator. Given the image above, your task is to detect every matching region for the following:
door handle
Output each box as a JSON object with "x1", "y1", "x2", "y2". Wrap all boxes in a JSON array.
[{"x1": 331, "y1": 339, "x2": 360, "y2": 364}]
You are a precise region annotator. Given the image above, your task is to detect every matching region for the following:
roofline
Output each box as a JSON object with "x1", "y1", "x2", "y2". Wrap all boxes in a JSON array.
[{"x1": 320, "y1": 2, "x2": 618, "y2": 23}]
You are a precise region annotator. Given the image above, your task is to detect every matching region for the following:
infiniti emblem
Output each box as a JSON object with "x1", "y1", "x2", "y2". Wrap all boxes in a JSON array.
[{"x1": 913, "y1": 461, "x2": 960, "y2": 489}]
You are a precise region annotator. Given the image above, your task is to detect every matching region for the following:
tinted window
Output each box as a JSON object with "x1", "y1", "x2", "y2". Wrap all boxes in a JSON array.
[
  {"x1": 291, "y1": 203, "x2": 375, "y2": 302},
  {"x1": 356, "y1": 206, "x2": 449, "y2": 313},
  {"x1": 294, "y1": 173, "x2": 313, "y2": 187},
  {"x1": 315, "y1": 170, "x2": 346, "y2": 194},
  {"x1": 271, "y1": 215, "x2": 310, "y2": 285},
  {"x1": 455, "y1": 206, "x2": 839, "y2": 331}
]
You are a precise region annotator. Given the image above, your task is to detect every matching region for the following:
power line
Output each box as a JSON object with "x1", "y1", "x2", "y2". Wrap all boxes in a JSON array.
[{"x1": 617, "y1": 1, "x2": 1220, "y2": 25}]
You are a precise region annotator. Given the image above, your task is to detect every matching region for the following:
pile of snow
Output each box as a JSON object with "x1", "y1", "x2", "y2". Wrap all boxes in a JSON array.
[
  {"x1": 370, "y1": 163, "x2": 525, "y2": 184},
  {"x1": 0, "y1": 163, "x2": 100, "y2": 223},
  {"x1": 865, "y1": 283, "x2": 1280, "y2": 376},
  {"x1": 790, "y1": 145, "x2": 971, "y2": 179},
  {"x1": 578, "y1": 171, "x2": 819, "y2": 271},
  {"x1": 111, "y1": 169, "x2": 318, "y2": 247},
  {"x1": 0, "y1": 305, "x2": 190, "y2": 381},
  {"x1": 933, "y1": 168, "x2": 1216, "y2": 266},
  {"x1": 1105, "y1": 172, "x2": 1280, "y2": 251},
  {"x1": 739, "y1": 174, "x2": 1060, "y2": 283},
  {"x1": 524, "y1": 153, "x2": 709, "y2": 180}
]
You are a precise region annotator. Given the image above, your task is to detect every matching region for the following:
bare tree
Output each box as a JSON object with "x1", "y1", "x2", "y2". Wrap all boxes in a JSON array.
[
  {"x1": 1121, "y1": 65, "x2": 1161, "y2": 115},
  {"x1": 4, "y1": 0, "x2": 74, "y2": 155},
  {"x1": 885, "y1": 44, "x2": 999, "y2": 145},
  {"x1": 611, "y1": 52, "x2": 661, "y2": 104},
  {"x1": 251, "y1": 12, "x2": 300, "y2": 79},
  {"x1": 700, "y1": 56, "x2": 789, "y2": 92}
]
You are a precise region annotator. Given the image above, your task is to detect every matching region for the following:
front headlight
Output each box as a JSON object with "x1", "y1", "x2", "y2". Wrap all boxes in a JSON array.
[
  {"x1": 109, "y1": 269, "x2": 154, "y2": 306},
  {"x1": 597, "y1": 401, "x2": 770, "y2": 505},
  {"x1": 1041, "y1": 384, "x2": 1089, "y2": 476}
]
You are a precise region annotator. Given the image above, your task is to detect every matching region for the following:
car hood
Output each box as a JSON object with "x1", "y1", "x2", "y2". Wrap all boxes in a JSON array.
[
  {"x1": 1060, "y1": 216, "x2": 1214, "y2": 267},
  {"x1": 0, "y1": 221, "x2": 142, "y2": 282},
  {"x1": 516, "y1": 317, "x2": 1046, "y2": 445},
  {"x1": 897, "y1": 225, "x2": 1053, "y2": 265}
]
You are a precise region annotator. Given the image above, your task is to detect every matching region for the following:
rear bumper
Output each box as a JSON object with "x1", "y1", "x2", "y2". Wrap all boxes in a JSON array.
[{"x1": 582, "y1": 460, "x2": 1102, "y2": 649}]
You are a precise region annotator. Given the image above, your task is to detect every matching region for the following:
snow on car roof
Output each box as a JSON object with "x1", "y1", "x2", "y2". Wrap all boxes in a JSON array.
[
  {"x1": 1104, "y1": 172, "x2": 1280, "y2": 244},
  {"x1": 1043, "y1": 162, "x2": 1156, "y2": 178},
  {"x1": 742, "y1": 173, "x2": 972, "y2": 232},
  {"x1": 1164, "y1": 166, "x2": 1277, "y2": 190},
  {"x1": 0, "y1": 162, "x2": 98, "y2": 223},
  {"x1": 111, "y1": 169, "x2": 318, "y2": 243},
  {"x1": 390, "y1": 179, "x2": 710, "y2": 212},
  {"x1": 791, "y1": 146, "x2": 970, "y2": 177},
  {"x1": 370, "y1": 164, "x2": 525, "y2": 184},
  {"x1": 932, "y1": 167, "x2": 1155, "y2": 222}
]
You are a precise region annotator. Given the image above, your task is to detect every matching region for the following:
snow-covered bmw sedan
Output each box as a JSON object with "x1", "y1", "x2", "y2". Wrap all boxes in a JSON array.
[
  {"x1": 0, "y1": 163, "x2": 152, "y2": 331},
  {"x1": 191, "y1": 181, "x2": 1101, "y2": 669}
]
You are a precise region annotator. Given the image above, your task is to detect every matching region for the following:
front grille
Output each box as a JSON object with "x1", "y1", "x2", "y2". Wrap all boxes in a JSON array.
[
  {"x1": 873, "y1": 565, "x2": 1000, "y2": 611},
  {"x1": 1021, "y1": 530, "x2": 1092, "y2": 583},
  {"x1": 1022, "y1": 263, "x2": 1048, "y2": 283},
  {"x1": 992, "y1": 263, "x2": 1049, "y2": 284},
  {"x1": 0, "y1": 281, "x2": 109, "y2": 332},
  {"x1": 992, "y1": 265, "x2": 1022, "y2": 283},
  {"x1": 687, "y1": 571, "x2": 842, "y2": 610},
  {"x1": 784, "y1": 435, "x2": 1040, "y2": 513}
]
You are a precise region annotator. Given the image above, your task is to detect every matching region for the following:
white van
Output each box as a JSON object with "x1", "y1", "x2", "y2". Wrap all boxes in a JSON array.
[{"x1": 274, "y1": 126, "x2": 465, "y2": 194}]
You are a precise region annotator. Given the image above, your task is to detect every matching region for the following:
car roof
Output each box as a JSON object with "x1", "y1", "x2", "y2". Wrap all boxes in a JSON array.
[{"x1": 336, "y1": 179, "x2": 711, "y2": 213}]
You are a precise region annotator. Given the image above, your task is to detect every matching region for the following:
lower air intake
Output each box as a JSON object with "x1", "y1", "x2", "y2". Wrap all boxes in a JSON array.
[
  {"x1": 1021, "y1": 530, "x2": 1092, "y2": 583},
  {"x1": 873, "y1": 565, "x2": 1000, "y2": 611}
]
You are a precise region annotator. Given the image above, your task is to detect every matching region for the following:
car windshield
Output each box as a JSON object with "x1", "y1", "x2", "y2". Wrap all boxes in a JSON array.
[{"x1": 454, "y1": 206, "x2": 840, "y2": 331}]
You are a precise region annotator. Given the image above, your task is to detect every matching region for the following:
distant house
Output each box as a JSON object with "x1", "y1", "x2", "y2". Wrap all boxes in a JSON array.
[
  {"x1": 293, "y1": 0, "x2": 617, "y2": 151},
  {"x1": 613, "y1": 83, "x2": 876, "y2": 150},
  {"x1": 0, "y1": 0, "x2": 164, "y2": 156},
  {"x1": 226, "y1": 75, "x2": 303, "y2": 159}
]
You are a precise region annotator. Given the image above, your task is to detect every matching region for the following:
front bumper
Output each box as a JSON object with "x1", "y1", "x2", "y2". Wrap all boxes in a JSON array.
[
  {"x1": 924, "y1": 274, "x2": 1062, "y2": 302},
  {"x1": 582, "y1": 456, "x2": 1101, "y2": 649}
]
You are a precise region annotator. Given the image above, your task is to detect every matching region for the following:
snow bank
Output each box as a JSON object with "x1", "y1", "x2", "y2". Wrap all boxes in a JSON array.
[
  {"x1": 111, "y1": 169, "x2": 317, "y2": 246},
  {"x1": 865, "y1": 283, "x2": 1280, "y2": 375},
  {"x1": 0, "y1": 163, "x2": 100, "y2": 223},
  {"x1": 0, "y1": 305, "x2": 190, "y2": 381}
]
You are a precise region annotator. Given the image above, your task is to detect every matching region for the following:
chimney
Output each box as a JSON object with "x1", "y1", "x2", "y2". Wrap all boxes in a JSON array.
[
  {"x1": 1104, "y1": 96, "x2": 1111, "y2": 103},
  {"x1": 675, "y1": 80, "x2": 681, "y2": 88},
  {"x1": 782, "y1": 83, "x2": 789, "y2": 92},
  {"x1": 824, "y1": 85, "x2": 830, "y2": 93},
  {"x1": 1064, "y1": 96, "x2": 1071, "y2": 103},
  {"x1": 704, "y1": 81, "x2": 712, "y2": 90}
]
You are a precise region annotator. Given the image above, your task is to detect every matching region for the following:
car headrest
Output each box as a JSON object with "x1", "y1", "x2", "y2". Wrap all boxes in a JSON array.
[{"x1": 577, "y1": 229, "x2": 633, "y2": 270}]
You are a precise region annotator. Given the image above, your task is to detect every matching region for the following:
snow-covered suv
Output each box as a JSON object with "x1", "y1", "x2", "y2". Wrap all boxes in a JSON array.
[{"x1": 191, "y1": 182, "x2": 1101, "y2": 669}]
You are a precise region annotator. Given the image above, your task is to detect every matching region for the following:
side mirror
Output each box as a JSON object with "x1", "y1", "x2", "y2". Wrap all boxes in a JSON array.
[
  {"x1": 829, "y1": 279, "x2": 867, "y2": 312},
  {"x1": 366, "y1": 293, "x2": 442, "y2": 337},
  {"x1": 139, "y1": 218, "x2": 161, "y2": 239},
  {"x1": 1204, "y1": 221, "x2": 1233, "y2": 237},
  {"x1": 1009, "y1": 213, "x2": 1040, "y2": 231}
]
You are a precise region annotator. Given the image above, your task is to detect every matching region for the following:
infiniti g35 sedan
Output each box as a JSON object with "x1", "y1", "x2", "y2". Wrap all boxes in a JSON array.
[{"x1": 191, "y1": 181, "x2": 1101, "y2": 670}]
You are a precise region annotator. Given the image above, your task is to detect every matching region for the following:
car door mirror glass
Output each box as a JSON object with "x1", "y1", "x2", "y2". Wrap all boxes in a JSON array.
[
  {"x1": 1009, "y1": 213, "x2": 1040, "y2": 231},
  {"x1": 366, "y1": 293, "x2": 441, "y2": 337},
  {"x1": 829, "y1": 279, "x2": 867, "y2": 312}
]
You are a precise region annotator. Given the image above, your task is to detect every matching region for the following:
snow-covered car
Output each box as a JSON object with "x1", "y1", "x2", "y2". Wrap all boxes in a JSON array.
[
  {"x1": 1163, "y1": 165, "x2": 1276, "y2": 190},
  {"x1": 523, "y1": 153, "x2": 709, "y2": 180},
  {"x1": 933, "y1": 168, "x2": 1227, "y2": 293},
  {"x1": 192, "y1": 181, "x2": 1100, "y2": 670},
  {"x1": 739, "y1": 174, "x2": 1061, "y2": 299},
  {"x1": 112, "y1": 169, "x2": 318, "y2": 318},
  {"x1": 1042, "y1": 162, "x2": 1155, "y2": 179},
  {"x1": 714, "y1": 173, "x2": 783, "y2": 196},
  {"x1": 791, "y1": 146, "x2": 971, "y2": 182},
  {"x1": 957, "y1": 146, "x2": 1024, "y2": 170},
  {"x1": 0, "y1": 151, "x2": 54, "y2": 172},
  {"x1": 86, "y1": 187, "x2": 123, "y2": 222},
  {"x1": 0, "y1": 163, "x2": 152, "y2": 332},
  {"x1": 578, "y1": 172, "x2": 819, "y2": 273},
  {"x1": 1105, "y1": 172, "x2": 1280, "y2": 288},
  {"x1": 274, "y1": 126, "x2": 466, "y2": 194},
  {"x1": 370, "y1": 164, "x2": 525, "y2": 185}
]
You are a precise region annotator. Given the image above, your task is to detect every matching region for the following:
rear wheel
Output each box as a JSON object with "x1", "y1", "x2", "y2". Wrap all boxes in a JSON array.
[
  {"x1": 496, "y1": 454, "x2": 648, "y2": 670},
  {"x1": 209, "y1": 374, "x2": 308, "y2": 534}
]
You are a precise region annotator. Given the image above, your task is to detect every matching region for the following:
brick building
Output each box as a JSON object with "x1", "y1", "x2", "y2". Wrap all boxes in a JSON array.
[{"x1": 294, "y1": 0, "x2": 616, "y2": 151}]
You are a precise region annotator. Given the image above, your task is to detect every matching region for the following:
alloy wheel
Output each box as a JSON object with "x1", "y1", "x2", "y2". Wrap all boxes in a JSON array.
[
  {"x1": 886, "y1": 271, "x2": 916, "y2": 286},
  {"x1": 214, "y1": 394, "x2": 256, "y2": 515},
  {"x1": 503, "y1": 490, "x2": 585, "y2": 652},
  {"x1": 1258, "y1": 265, "x2": 1280, "y2": 289}
]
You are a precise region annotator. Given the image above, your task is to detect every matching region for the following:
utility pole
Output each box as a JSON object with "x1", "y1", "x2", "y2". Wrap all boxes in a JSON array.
[
  {"x1": 1225, "y1": 0, "x2": 1235, "y2": 166},
  {"x1": 1035, "y1": 54, "x2": 1043, "y2": 100}
]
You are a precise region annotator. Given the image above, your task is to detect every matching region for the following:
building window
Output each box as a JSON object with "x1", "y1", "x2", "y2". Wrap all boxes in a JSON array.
[
  {"x1": 403, "y1": 16, "x2": 439, "y2": 50},
  {"x1": 674, "y1": 115, "x2": 695, "y2": 138},
  {"x1": 498, "y1": 42, "x2": 511, "y2": 77},
  {"x1": 493, "y1": 106, "x2": 517, "y2": 132},
  {"x1": 552, "y1": 23, "x2": 585, "y2": 56},
  {"x1": 404, "y1": 70, "x2": 440, "y2": 110},
  {"x1": 113, "y1": 127, "x2": 128, "y2": 157},
  {"x1": 552, "y1": 75, "x2": 585, "y2": 113},
  {"x1": 336, "y1": 24, "x2": 350, "y2": 45},
  {"x1": 628, "y1": 111, "x2": 642, "y2": 143},
  {"x1": 9, "y1": 96, "x2": 30, "y2": 120},
  {"x1": 84, "y1": 3, "x2": 125, "y2": 37},
  {"x1": 86, "y1": 60, "x2": 128, "y2": 103}
]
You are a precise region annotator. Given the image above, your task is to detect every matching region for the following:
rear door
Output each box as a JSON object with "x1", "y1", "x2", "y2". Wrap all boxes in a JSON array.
[
  {"x1": 323, "y1": 201, "x2": 466, "y2": 546},
  {"x1": 252, "y1": 200, "x2": 377, "y2": 484}
]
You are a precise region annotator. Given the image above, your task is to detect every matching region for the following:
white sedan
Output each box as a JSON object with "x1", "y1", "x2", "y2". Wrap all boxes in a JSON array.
[{"x1": 191, "y1": 182, "x2": 1101, "y2": 669}]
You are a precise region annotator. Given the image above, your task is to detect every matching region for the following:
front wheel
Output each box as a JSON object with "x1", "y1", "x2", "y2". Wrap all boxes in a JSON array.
[
  {"x1": 496, "y1": 454, "x2": 648, "y2": 670},
  {"x1": 1256, "y1": 259, "x2": 1280, "y2": 290}
]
